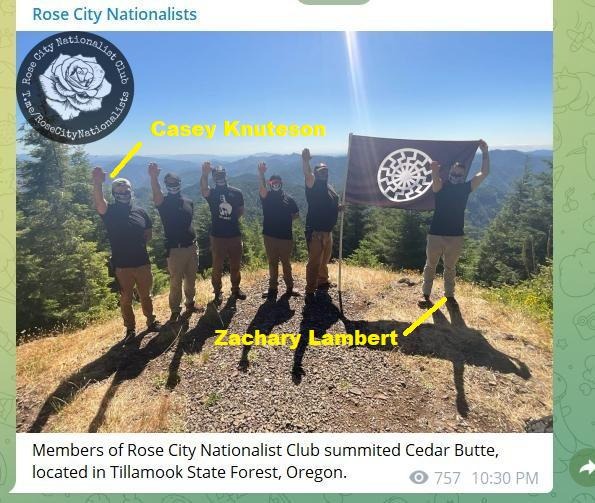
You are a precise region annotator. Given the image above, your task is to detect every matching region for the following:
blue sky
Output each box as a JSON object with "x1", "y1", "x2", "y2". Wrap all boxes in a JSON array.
[{"x1": 17, "y1": 31, "x2": 552, "y2": 156}]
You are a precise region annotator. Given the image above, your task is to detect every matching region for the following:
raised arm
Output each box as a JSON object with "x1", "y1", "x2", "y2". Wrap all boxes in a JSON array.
[
  {"x1": 92, "y1": 167, "x2": 108, "y2": 215},
  {"x1": 430, "y1": 160, "x2": 443, "y2": 193},
  {"x1": 200, "y1": 161, "x2": 212, "y2": 198},
  {"x1": 148, "y1": 162, "x2": 164, "y2": 206},
  {"x1": 302, "y1": 148, "x2": 315, "y2": 188},
  {"x1": 258, "y1": 162, "x2": 268, "y2": 198},
  {"x1": 471, "y1": 139, "x2": 490, "y2": 191}
]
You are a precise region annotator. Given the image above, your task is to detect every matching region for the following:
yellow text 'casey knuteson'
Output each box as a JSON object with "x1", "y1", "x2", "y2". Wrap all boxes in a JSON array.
[
  {"x1": 150, "y1": 120, "x2": 326, "y2": 139},
  {"x1": 214, "y1": 329, "x2": 400, "y2": 350}
]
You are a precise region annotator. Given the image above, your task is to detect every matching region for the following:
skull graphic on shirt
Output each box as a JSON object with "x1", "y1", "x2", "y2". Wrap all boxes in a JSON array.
[{"x1": 219, "y1": 194, "x2": 232, "y2": 220}]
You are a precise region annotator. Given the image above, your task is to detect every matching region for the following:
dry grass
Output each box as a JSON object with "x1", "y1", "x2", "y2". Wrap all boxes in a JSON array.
[
  {"x1": 17, "y1": 270, "x2": 276, "y2": 432},
  {"x1": 340, "y1": 264, "x2": 552, "y2": 430},
  {"x1": 17, "y1": 263, "x2": 552, "y2": 433}
]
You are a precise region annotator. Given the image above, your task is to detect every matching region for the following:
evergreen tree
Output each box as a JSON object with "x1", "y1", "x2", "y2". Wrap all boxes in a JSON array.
[
  {"x1": 340, "y1": 204, "x2": 368, "y2": 257},
  {"x1": 195, "y1": 202, "x2": 214, "y2": 273},
  {"x1": 474, "y1": 164, "x2": 552, "y2": 286},
  {"x1": 17, "y1": 129, "x2": 116, "y2": 335},
  {"x1": 351, "y1": 208, "x2": 428, "y2": 271}
]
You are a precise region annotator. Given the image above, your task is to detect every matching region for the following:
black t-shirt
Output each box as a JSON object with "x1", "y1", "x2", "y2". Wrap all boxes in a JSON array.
[
  {"x1": 429, "y1": 181, "x2": 472, "y2": 236},
  {"x1": 101, "y1": 203, "x2": 152, "y2": 268},
  {"x1": 157, "y1": 194, "x2": 196, "y2": 249},
  {"x1": 305, "y1": 180, "x2": 339, "y2": 232},
  {"x1": 260, "y1": 191, "x2": 299, "y2": 240},
  {"x1": 206, "y1": 185, "x2": 244, "y2": 238}
]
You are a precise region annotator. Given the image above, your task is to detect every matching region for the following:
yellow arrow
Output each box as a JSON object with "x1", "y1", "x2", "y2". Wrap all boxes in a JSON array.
[
  {"x1": 109, "y1": 141, "x2": 143, "y2": 179},
  {"x1": 403, "y1": 296, "x2": 447, "y2": 336}
]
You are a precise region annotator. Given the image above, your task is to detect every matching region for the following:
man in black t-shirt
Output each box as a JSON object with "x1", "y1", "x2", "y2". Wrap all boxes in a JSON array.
[
  {"x1": 302, "y1": 148, "x2": 341, "y2": 304},
  {"x1": 92, "y1": 167, "x2": 161, "y2": 340},
  {"x1": 149, "y1": 163, "x2": 198, "y2": 322},
  {"x1": 200, "y1": 162, "x2": 246, "y2": 303},
  {"x1": 419, "y1": 139, "x2": 490, "y2": 307},
  {"x1": 257, "y1": 162, "x2": 299, "y2": 298}
]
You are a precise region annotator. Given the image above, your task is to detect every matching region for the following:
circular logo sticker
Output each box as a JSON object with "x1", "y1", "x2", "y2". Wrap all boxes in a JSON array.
[
  {"x1": 377, "y1": 147, "x2": 433, "y2": 203},
  {"x1": 17, "y1": 31, "x2": 134, "y2": 144}
]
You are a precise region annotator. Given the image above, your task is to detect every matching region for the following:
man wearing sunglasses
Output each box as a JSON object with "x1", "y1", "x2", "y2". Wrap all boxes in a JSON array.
[
  {"x1": 92, "y1": 167, "x2": 161, "y2": 341},
  {"x1": 418, "y1": 139, "x2": 490, "y2": 308},
  {"x1": 257, "y1": 162, "x2": 300, "y2": 298}
]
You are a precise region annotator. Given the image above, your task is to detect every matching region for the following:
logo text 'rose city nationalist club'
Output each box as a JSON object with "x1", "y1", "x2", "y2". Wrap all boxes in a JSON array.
[{"x1": 17, "y1": 32, "x2": 134, "y2": 144}]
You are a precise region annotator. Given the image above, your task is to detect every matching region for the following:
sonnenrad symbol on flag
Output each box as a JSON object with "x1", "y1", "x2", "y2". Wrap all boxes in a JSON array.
[
  {"x1": 337, "y1": 133, "x2": 480, "y2": 311},
  {"x1": 343, "y1": 134, "x2": 479, "y2": 209},
  {"x1": 377, "y1": 148, "x2": 433, "y2": 202}
]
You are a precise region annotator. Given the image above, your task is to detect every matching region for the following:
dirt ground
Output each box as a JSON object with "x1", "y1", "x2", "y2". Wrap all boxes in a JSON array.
[{"x1": 17, "y1": 264, "x2": 552, "y2": 433}]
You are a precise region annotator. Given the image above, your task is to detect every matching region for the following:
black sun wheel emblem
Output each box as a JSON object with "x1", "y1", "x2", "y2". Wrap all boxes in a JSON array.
[{"x1": 377, "y1": 148, "x2": 433, "y2": 202}]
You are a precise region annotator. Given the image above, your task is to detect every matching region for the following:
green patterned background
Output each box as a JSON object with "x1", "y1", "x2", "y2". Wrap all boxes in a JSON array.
[{"x1": 1, "y1": 0, "x2": 593, "y2": 501}]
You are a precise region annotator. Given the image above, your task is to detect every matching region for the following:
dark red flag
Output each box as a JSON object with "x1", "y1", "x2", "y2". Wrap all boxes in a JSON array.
[{"x1": 345, "y1": 134, "x2": 480, "y2": 209}]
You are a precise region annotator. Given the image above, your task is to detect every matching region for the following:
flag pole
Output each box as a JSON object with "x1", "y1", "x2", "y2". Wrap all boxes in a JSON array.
[{"x1": 338, "y1": 133, "x2": 353, "y2": 314}]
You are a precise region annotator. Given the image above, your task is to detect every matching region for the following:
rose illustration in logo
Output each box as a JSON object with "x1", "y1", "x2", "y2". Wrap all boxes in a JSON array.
[{"x1": 39, "y1": 53, "x2": 112, "y2": 120}]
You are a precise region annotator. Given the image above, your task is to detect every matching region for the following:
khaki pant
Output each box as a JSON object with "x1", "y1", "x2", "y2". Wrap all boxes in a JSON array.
[
  {"x1": 210, "y1": 235, "x2": 242, "y2": 293},
  {"x1": 306, "y1": 231, "x2": 333, "y2": 294},
  {"x1": 115, "y1": 264, "x2": 155, "y2": 330},
  {"x1": 167, "y1": 244, "x2": 198, "y2": 314},
  {"x1": 422, "y1": 234, "x2": 465, "y2": 297},
  {"x1": 263, "y1": 235, "x2": 294, "y2": 290}
]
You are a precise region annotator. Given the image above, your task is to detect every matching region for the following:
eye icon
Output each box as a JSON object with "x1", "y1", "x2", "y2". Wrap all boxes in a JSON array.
[{"x1": 409, "y1": 470, "x2": 429, "y2": 484}]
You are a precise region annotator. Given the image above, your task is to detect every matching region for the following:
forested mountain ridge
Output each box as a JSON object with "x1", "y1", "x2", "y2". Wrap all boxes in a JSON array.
[
  {"x1": 19, "y1": 148, "x2": 551, "y2": 194},
  {"x1": 16, "y1": 129, "x2": 552, "y2": 335}
]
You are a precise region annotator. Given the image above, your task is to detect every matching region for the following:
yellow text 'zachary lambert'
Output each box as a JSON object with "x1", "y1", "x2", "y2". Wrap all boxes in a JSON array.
[
  {"x1": 150, "y1": 120, "x2": 326, "y2": 139},
  {"x1": 214, "y1": 329, "x2": 400, "y2": 350}
]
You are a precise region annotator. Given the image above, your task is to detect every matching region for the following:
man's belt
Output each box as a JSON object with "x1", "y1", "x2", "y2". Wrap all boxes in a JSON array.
[{"x1": 167, "y1": 239, "x2": 196, "y2": 249}]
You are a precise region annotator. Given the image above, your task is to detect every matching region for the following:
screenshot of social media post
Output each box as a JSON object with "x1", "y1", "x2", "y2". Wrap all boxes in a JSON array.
[{"x1": 9, "y1": 0, "x2": 557, "y2": 496}]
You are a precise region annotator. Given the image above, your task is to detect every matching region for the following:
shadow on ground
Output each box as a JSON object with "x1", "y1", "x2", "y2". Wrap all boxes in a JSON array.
[
  {"x1": 239, "y1": 292, "x2": 296, "y2": 372},
  {"x1": 342, "y1": 302, "x2": 531, "y2": 417},
  {"x1": 28, "y1": 326, "x2": 176, "y2": 433}
]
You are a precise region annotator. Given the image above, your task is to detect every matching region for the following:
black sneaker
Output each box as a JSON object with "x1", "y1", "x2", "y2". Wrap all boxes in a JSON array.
[
  {"x1": 417, "y1": 295, "x2": 432, "y2": 308},
  {"x1": 147, "y1": 320, "x2": 163, "y2": 333},
  {"x1": 182, "y1": 303, "x2": 199, "y2": 318},
  {"x1": 168, "y1": 312, "x2": 181, "y2": 324},
  {"x1": 213, "y1": 291, "x2": 224, "y2": 305},
  {"x1": 231, "y1": 289, "x2": 247, "y2": 300},
  {"x1": 123, "y1": 328, "x2": 136, "y2": 343},
  {"x1": 317, "y1": 282, "x2": 336, "y2": 291},
  {"x1": 184, "y1": 302, "x2": 199, "y2": 313},
  {"x1": 305, "y1": 292, "x2": 316, "y2": 305},
  {"x1": 262, "y1": 289, "x2": 278, "y2": 299}
]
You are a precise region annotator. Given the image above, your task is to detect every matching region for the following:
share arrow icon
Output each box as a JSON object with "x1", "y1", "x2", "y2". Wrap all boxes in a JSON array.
[{"x1": 579, "y1": 459, "x2": 595, "y2": 475}]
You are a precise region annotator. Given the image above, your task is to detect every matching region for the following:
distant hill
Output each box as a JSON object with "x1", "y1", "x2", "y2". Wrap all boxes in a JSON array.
[
  {"x1": 18, "y1": 148, "x2": 550, "y2": 192},
  {"x1": 17, "y1": 148, "x2": 551, "y2": 233},
  {"x1": 125, "y1": 149, "x2": 551, "y2": 233}
]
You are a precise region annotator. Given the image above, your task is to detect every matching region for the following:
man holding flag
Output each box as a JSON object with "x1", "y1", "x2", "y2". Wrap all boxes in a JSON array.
[
  {"x1": 302, "y1": 148, "x2": 340, "y2": 304},
  {"x1": 419, "y1": 139, "x2": 490, "y2": 307},
  {"x1": 342, "y1": 133, "x2": 486, "y2": 309}
]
